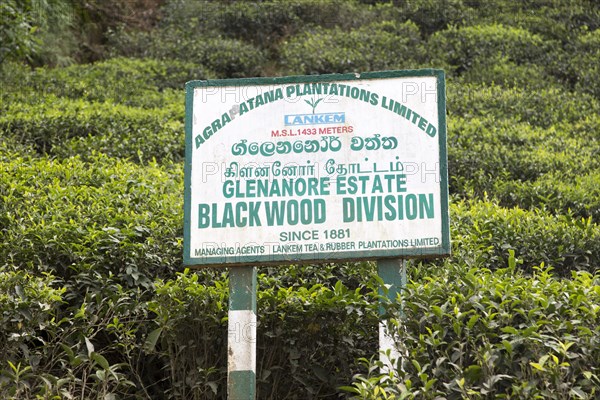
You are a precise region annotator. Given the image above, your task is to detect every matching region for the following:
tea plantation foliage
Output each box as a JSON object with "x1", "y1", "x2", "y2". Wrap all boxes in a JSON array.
[{"x1": 1, "y1": 1, "x2": 599, "y2": 398}]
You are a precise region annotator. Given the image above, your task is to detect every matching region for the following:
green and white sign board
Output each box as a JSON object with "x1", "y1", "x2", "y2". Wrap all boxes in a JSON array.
[{"x1": 184, "y1": 69, "x2": 449, "y2": 267}]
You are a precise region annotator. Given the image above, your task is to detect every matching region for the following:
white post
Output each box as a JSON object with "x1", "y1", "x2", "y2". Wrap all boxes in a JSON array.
[{"x1": 377, "y1": 259, "x2": 406, "y2": 372}]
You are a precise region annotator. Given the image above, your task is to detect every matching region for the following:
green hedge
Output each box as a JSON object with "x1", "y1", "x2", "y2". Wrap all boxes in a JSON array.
[
  {"x1": 0, "y1": 269, "x2": 156, "y2": 399},
  {"x1": 392, "y1": 0, "x2": 469, "y2": 35},
  {"x1": 0, "y1": 151, "x2": 182, "y2": 289},
  {"x1": 493, "y1": 171, "x2": 600, "y2": 220},
  {"x1": 451, "y1": 200, "x2": 600, "y2": 275},
  {"x1": 149, "y1": 267, "x2": 379, "y2": 399},
  {"x1": 456, "y1": 60, "x2": 564, "y2": 90},
  {"x1": 187, "y1": 0, "x2": 373, "y2": 45},
  {"x1": 280, "y1": 21, "x2": 423, "y2": 75},
  {"x1": 344, "y1": 262, "x2": 600, "y2": 398},
  {"x1": 447, "y1": 83, "x2": 600, "y2": 129},
  {"x1": 111, "y1": 28, "x2": 267, "y2": 78},
  {"x1": 0, "y1": 98, "x2": 184, "y2": 162},
  {"x1": 470, "y1": 0, "x2": 599, "y2": 42},
  {"x1": 569, "y1": 29, "x2": 600, "y2": 98},
  {"x1": 0, "y1": 268, "x2": 64, "y2": 366},
  {"x1": 447, "y1": 116, "x2": 599, "y2": 198},
  {"x1": 0, "y1": 58, "x2": 208, "y2": 109},
  {"x1": 429, "y1": 24, "x2": 553, "y2": 76}
]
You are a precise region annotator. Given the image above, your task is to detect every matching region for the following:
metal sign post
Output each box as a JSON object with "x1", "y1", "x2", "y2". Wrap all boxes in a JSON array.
[
  {"x1": 228, "y1": 266, "x2": 257, "y2": 399},
  {"x1": 377, "y1": 259, "x2": 407, "y2": 372}
]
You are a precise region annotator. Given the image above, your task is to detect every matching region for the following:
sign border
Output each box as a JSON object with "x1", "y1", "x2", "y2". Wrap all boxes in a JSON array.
[{"x1": 183, "y1": 69, "x2": 450, "y2": 267}]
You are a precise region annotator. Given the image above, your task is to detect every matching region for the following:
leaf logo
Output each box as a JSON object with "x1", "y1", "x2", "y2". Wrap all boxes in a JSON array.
[{"x1": 304, "y1": 97, "x2": 323, "y2": 114}]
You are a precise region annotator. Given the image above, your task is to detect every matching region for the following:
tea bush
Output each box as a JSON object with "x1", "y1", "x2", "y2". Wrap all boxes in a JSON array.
[
  {"x1": 0, "y1": 151, "x2": 183, "y2": 397},
  {"x1": 0, "y1": 270, "x2": 158, "y2": 399},
  {"x1": 280, "y1": 21, "x2": 423, "y2": 75},
  {"x1": 0, "y1": 151, "x2": 183, "y2": 289},
  {"x1": 29, "y1": 57, "x2": 210, "y2": 107},
  {"x1": 391, "y1": 0, "x2": 469, "y2": 35},
  {"x1": 0, "y1": 98, "x2": 183, "y2": 162},
  {"x1": 448, "y1": 117, "x2": 600, "y2": 183},
  {"x1": 344, "y1": 262, "x2": 600, "y2": 399},
  {"x1": 112, "y1": 28, "x2": 266, "y2": 78},
  {"x1": 447, "y1": 83, "x2": 600, "y2": 129},
  {"x1": 148, "y1": 268, "x2": 380, "y2": 399},
  {"x1": 148, "y1": 269, "x2": 228, "y2": 399},
  {"x1": 451, "y1": 200, "x2": 600, "y2": 275},
  {"x1": 569, "y1": 29, "x2": 600, "y2": 98},
  {"x1": 188, "y1": 0, "x2": 372, "y2": 45},
  {"x1": 429, "y1": 24, "x2": 553, "y2": 76},
  {"x1": 0, "y1": 57, "x2": 199, "y2": 113},
  {"x1": 456, "y1": 61, "x2": 564, "y2": 90},
  {"x1": 0, "y1": 268, "x2": 64, "y2": 368},
  {"x1": 472, "y1": 0, "x2": 599, "y2": 42},
  {"x1": 493, "y1": 171, "x2": 600, "y2": 220}
]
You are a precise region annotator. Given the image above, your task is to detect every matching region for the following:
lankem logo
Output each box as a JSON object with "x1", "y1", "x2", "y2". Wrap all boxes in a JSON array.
[{"x1": 284, "y1": 96, "x2": 345, "y2": 126}]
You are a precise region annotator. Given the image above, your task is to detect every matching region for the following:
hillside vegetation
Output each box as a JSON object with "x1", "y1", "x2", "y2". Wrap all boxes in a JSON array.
[{"x1": 1, "y1": 1, "x2": 599, "y2": 399}]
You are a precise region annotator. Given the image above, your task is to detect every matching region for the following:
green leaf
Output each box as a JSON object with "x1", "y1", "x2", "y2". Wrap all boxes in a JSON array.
[
  {"x1": 312, "y1": 365, "x2": 330, "y2": 383},
  {"x1": 425, "y1": 378, "x2": 437, "y2": 390},
  {"x1": 464, "y1": 365, "x2": 483, "y2": 383},
  {"x1": 412, "y1": 359, "x2": 422, "y2": 373},
  {"x1": 530, "y1": 362, "x2": 545, "y2": 372},
  {"x1": 144, "y1": 327, "x2": 163, "y2": 352},
  {"x1": 206, "y1": 381, "x2": 218, "y2": 395},
  {"x1": 84, "y1": 336, "x2": 95, "y2": 356},
  {"x1": 91, "y1": 352, "x2": 110, "y2": 370},
  {"x1": 467, "y1": 314, "x2": 479, "y2": 329},
  {"x1": 431, "y1": 305, "x2": 443, "y2": 318},
  {"x1": 569, "y1": 387, "x2": 586, "y2": 399}
]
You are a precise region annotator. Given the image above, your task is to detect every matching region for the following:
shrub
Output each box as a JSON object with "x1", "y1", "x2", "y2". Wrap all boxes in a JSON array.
[
  {"x1": 428, "y1": 24, "x2": 554, "y2": 76},
  {"x1": 469, "y1": 0, "x2": 599, "y2": 42},
  {"x1": 0, "y1": 150, "x2": 183, "y2": 399},
  {"x1": 0, "y1": 268, "x2": 64, "y2": 367},
  {"x1": 0, "y1": 0, "x2": 40, "y2": 64},
  {"x1": 39, "y1": 57, "x2": 208, "y2": 105},
  {"x1": 343, "y1": 262, "x2": 600, "y2": 398},
  {"x1": 112, "y1": 28, "x2": 267, "y2": 78},
  {"x1": 447, "y1": 116, "x2": 599, "y2": 198},
  {"x1": 148, "y1": 268, "x2": 380, "y2": 399},
  {"x1": 0, "y1": 151, "x2": 183, "y2": 289},
  {"x1": 393, "y1": 0, "x2": 469, "y2": 35},
  {"x1": 0, "y1": 58, "x2": 205, "y2": 109},
  {"x1": 447, "y1": 83, "x2": 600, "y2": 128},
  {"x1": 257, "y1": 272, "x2": 379, "y2": 398},
  {"x1": 456, "y1": 60, "x2": 563, "y2": 89},
  {"x1": 493, "y1": 171, "x2": 600, "y2": 220},
  {"x1": 570, "y1": 29, "x2": 600, "y2": 98},
  {"x1": 280, "y1": 21, "x2": 423, "y2": 75},
  {"x1": 197, "y1": 0, "x2": 372, "y2": 46},
  {"x1": 0, "y1": 97, "x2": 184, "y2": 162},
  {"x1": 146, "y1": 270, "x2": 228, "y2": 399},
  {"x1": 0, "y1": 271, "x2": 156, "y2": 399},
  {"x1": 451, "y1": 200, "x2": 600, "y2": 275}
]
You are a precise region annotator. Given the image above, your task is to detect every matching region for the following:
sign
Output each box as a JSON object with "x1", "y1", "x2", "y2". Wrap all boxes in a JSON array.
[{"x1": 184, "y1": 70, "x2": 449, "y2": 267}]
